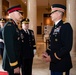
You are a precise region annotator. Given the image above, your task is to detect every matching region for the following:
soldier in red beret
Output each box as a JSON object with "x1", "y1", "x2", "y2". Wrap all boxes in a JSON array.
[{"x1": 2, "y1": 5, "x2": 23, "y2": 75}]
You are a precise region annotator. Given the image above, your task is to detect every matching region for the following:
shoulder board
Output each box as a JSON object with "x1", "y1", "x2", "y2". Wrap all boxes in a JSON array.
[
  {"x1": 63, "y1": 21, "x2": 70, "y2": 25},
  {"x1": 63, "y1": 21, "x2": 67, "y2": 24},
  {"x1": 7, "y1": 24, "x2": 12, "y2": 26},
  {"x1": 30, "y1": 30, "x2": 33, "y2": 32},
  {"x1": 29, "y1": 29, "x2": 32, "y2": 32},
  {"x1": 6, "y1": 22, "x2": 12, "y2": 26}
]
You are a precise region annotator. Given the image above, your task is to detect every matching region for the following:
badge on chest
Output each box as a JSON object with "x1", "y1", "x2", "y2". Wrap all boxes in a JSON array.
[
  {"x1": 53, "y1": 26, "x2": 61, "y2": 42},
  {"x1": 53, "y1": 26, "x2": 61, "y2": 35}
]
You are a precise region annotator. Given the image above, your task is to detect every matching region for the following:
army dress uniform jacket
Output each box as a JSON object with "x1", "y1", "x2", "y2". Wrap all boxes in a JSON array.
[
  {"x1": 46, "y1": 20, "x2": 73, "y2": 72},
  {"x1": 21, "y1": 29, "x2": 36, "y2": 59},
  {"x1": 2, "y1": 19, "x2": 22, "y2": 71}
]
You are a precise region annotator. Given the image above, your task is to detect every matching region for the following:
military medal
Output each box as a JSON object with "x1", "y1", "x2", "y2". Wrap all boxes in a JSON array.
[
  {"x1": 17, "y1": 37, "x2": 20, "y2": 40},
  {"x1": 21, "y1": 33, "x2": 24, "y2": 39},
  {"x1": 55, "y1": 39, "x2": 58, "y2": 41},
  {"x1": 22, "y1": 40, "x2": 24, "y2": 42},
  {"x1": 16, "y1": 29, "x2": 19, "y2": 33}
]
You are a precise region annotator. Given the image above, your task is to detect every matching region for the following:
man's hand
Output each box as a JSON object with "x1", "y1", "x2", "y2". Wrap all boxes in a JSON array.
[
  {"x1": 42, "y1": 52, "x2": 51, "y2": 62},
  {"x1": 14, "y1": 67, "x2": 20, "y2": 74}
]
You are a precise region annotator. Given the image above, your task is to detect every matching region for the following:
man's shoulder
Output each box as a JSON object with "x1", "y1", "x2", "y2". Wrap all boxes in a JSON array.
[
  {"x1": 5, "y1": 21, "x2": 13, "y2": 27},
  {"x1": 28, "y1": 29, "x2": 34, "y2": 36},
  {"x1": 62, "y1": 21, "x2": 72, "y2": 30},
  {"x1": 63, "y1": 21, "x2": 70, "y2": 25},
  {"x1": 29, "y1": 29, "x2": 33, "y2": 32},
  {"x1": 3, "y1": 21, "x2": 15, "y2": 32},
  {"x1": 4, "y1": 21, "x2": 15, "y2": 29}
]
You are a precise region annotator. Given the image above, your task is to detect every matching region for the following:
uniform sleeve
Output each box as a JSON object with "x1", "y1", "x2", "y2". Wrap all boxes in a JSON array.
[
  {"x1": 4, "y1": 23, "x2": 18, "y2": 68},
  {"x1": 51, "y1": 23, "x2": 73, "y2": 62},
  {"x1": 46, "y1": 38, "x2": 51, "y2": 55}
]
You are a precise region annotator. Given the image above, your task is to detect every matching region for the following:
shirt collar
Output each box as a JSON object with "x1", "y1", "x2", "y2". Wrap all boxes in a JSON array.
[
  {"x1": 55, "y1": 19, "x2": 61, "y2": 25},
  {"x1": 24, "y1": 29, "x2": 29, "y2": 34}
]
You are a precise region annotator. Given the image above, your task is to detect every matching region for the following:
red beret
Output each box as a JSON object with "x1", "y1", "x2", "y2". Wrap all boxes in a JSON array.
[{"x1": 7, "y1": 5, "x2": 22, "y2": 13}]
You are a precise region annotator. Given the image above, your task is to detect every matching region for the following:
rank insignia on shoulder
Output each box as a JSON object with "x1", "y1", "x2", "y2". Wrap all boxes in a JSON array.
[
  {"x1": 7, "y1": 24, "x2": 11, "y2": 26},
  {"x1": 21, "y1": 33, "x2": 24, "y2": 39}
]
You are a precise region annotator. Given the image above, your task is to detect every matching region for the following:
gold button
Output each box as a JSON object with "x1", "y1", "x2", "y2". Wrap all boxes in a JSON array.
[{"x1": 55, "y1": 39, "x2": 58, "y2": 41}]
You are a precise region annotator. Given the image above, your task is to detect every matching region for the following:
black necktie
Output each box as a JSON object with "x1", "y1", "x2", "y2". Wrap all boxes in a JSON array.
[
  {"x1": 54, "y1": 24, "x2": 57, "y2": 28},
  {"x1": 26, "y1": 30, "x2": 29, "y2": 35},
  {"x1": 26, "y1": 30, "x2": 28, "y2": 33}
]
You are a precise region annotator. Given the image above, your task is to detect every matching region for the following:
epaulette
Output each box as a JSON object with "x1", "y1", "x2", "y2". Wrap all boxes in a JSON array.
[
  {"x1": 63, "y1": 21, "x2": 69, "y2": 24},
  {"x1": 63, "y1": 21, "x2": 67, "y2": 24},
  {"x1": 6, "y1": 22, "x2": 12, "y2": 26},
  {"x1": 7, "y1": 24, "x2": 11, "y2": 26}
]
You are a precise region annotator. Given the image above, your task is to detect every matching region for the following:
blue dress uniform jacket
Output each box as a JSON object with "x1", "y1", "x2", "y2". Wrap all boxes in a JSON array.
[
  {"x1": 21, "y1": 29, "x2": 36, "y2": 59},
  {"x1": 46, "y1": 20, "x2": 73, "y2": 72},
  {"x1": 2, "y1": 19, "x2": 22, "y2": 72}
]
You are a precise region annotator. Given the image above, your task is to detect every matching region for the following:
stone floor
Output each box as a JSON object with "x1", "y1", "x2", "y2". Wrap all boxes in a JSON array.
[{"x1": 0, "y1": 35, "x2": 76, "y2": 75}]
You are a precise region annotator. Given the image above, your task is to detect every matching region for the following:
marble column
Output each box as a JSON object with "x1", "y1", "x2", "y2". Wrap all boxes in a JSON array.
[
  {"x1": 27, "y1": 0, "x2": 37, "y2": 38},
  {"x1": 0, "y1": 0, "x2": 2, "y2": 18},
  {"x1": 66, "y1": 0, "x2": 76, "y2": 52}
]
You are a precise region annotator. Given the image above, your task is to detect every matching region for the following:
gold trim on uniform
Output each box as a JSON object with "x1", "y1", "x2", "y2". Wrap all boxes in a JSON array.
[
  {"x1": 33, "y1": 45, "x2": 36, "y2": 47},
  {"x1": 54, "y1": 53, "x2": 61, "y2": 60},
  {"x1": 47, "y1": 48, "x2": 51, "y2": 51},
  {"x1": 63, "y1": 72, "x2": 66, "y2": 75},
  {"x1": 7, "y1": 24, "x2": 11, "y2": 26},
  {"x1": 10, "y1": 61, "x2": 18, "y2": 66}
]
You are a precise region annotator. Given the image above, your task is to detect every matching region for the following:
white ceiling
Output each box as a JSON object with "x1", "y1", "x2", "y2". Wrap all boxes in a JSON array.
[{"x1": 22, "y1": 0, "x2": 66, "y2": 7}]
